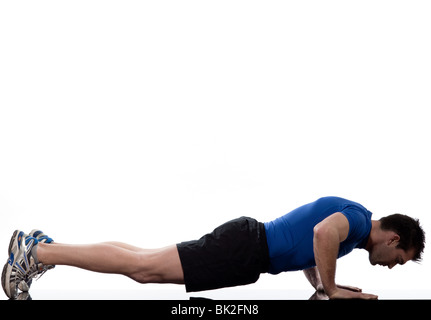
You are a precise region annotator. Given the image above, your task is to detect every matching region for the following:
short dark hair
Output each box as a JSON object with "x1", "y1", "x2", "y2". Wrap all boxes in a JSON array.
[{"x1": 380, "y1": 214, "x2": 425, "y2": 262}]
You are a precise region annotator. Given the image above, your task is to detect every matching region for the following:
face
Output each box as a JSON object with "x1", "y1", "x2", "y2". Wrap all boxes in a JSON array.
[{"x1": 368, "y1": 233, "x2": 415, "y2": 269}]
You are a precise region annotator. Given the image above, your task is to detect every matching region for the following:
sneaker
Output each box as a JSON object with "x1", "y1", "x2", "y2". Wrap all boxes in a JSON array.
[
  {"x1": 15, "y1": 291, "x2": 32, "y2": 300},
  {"x1": 16, "y1": 230, "x2": 55, "y2": 292},
  {"x1": 2, "y1": 231, "x2": 37, "y2": 298},
  {"x1": 1, "y1": 230, "x2": 48, "y2": 299},
  {"x1": 29, "y1": 230, "x2": 54, "y2": 245}
]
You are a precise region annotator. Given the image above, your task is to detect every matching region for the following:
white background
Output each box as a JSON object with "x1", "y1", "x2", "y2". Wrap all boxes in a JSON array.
[{"x1": 1, "y1": 1, "x2": 430, "y2": 299}]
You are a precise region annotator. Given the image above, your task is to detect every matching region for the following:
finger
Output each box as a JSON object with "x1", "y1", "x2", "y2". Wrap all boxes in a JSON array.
[
  {"x1": 361, "y1": 293, "x2": 378, "y2": 300},
  {"x1": 347, "y1": 285, "x2": 362, "y2": 292},
  {"x1": 337, "y1": 284, "x2": 362, "y2": 292}
]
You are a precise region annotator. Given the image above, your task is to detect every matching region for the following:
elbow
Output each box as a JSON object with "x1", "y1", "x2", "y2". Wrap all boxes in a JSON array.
[
  {"x1": 313, "y1": 223, "x2": 337, "y2": 242},
  {"x1": 313, "y1": 223, "x2": 327, "y2": 239}
]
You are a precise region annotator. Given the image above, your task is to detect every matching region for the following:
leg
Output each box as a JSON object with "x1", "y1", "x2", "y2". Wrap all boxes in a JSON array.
[
  {"x1": 36, "y1": 242, "x2": 185, "y2": 284},
  {"x1": 102, "y1": 241, "x2": 150, "y2": 253}
]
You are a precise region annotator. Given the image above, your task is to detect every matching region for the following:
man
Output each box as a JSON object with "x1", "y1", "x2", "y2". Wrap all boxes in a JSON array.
[{"x1": 2, "y1": 196, "x2": 425, "y2": 300}]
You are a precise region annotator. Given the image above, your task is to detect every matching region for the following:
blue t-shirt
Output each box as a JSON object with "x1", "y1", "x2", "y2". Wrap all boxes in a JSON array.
[{"x1": 264, "y1": 196, "x2": 372, "y2": 274}]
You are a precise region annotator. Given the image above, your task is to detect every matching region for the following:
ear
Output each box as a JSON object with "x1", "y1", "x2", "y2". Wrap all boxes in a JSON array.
[{"x1": 387, "y1": 233, "x2": 400, "y2": 246}]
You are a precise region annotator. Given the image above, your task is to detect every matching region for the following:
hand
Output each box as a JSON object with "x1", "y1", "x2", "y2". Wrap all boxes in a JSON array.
[
  {"x1": 316, "y1": 283, "x2": 361, "y2": 293},
  {"x1": 328, "y1": 287, "x2": 378, "y2": 300},
  {"x1": 309, "y1": 290, "x2": 329, "y2": 300},
  {"x1": 336, "y1": 284, "x2": 362, "y2": 292}
]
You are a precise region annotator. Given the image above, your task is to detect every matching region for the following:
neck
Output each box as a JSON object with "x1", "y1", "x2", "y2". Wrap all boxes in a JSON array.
[{"x1": 365, "y1": 220, "x2": 381, "y2": 252}]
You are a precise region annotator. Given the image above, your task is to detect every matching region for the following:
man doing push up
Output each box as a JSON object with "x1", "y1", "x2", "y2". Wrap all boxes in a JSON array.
[{"x1": 2, "y1": 196, "x2": 425, "y2": 299}]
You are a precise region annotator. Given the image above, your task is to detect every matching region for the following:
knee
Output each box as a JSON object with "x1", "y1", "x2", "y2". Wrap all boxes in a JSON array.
[
  {"x1": 126, "y1": 246, "x2": 184, "y2": 285},
  {"x1": 126, "y1": 253, "x2": 162, "y2": 284},
  {"x1": 128, "y1": 271, "x2": 157, "y2": 284}
]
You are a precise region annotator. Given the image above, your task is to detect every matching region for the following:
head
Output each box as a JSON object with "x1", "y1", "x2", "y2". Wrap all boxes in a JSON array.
[{"x1": 368, "y1": 214, "x2": 425, "y2": 269}]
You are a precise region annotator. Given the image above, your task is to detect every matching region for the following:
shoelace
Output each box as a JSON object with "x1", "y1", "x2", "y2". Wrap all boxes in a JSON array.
[{"x1": 26, "y1": 263, "x2": 52, "y2": 282}]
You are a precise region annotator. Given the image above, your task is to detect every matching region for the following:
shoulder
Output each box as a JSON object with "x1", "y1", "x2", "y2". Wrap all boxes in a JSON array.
[
  {"x1": 314, "y1": 212, "x2": 351, "y2": 242},
  {"x1": 339, "y1": 203, "x2": 372, "y2": 240}
]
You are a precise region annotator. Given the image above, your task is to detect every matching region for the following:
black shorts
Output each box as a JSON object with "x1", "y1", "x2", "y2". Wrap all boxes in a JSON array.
[{"x1": 176, "y1": 216, "x2": 270, "y2": 292}]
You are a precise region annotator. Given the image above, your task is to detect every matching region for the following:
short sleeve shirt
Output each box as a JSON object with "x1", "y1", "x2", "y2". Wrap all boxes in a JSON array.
[{"x1": 264, "y1": 196, "x2": 372, "y2": 274}]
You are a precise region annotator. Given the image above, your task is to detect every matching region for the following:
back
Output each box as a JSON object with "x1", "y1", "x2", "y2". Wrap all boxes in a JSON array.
[{"x1": 264, "y1": 196, "x2": 372, "y2": 274}]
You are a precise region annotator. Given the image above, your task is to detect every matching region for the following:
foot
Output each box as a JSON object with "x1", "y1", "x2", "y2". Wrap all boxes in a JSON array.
[
  {"x1": 29, "y1": 229, "x2": 54, "y2": 245},
  {"x1": 1, "y1": 230, "x2": 52, "y2": 299},
  {"x1": 16, "y1": 230, "x2": 55, "y2": 292}
]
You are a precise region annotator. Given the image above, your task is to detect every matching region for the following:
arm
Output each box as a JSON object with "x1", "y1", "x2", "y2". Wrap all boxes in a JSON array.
[
  {"x1": 303, "y1": 267, "x2": 323, "y2": 291},
  {"x1": 313, "y1": 212, "x2": 378, "y2": 300},
  {"x1": 313, "y1": 212, "x2": 347, "y2": 297}
]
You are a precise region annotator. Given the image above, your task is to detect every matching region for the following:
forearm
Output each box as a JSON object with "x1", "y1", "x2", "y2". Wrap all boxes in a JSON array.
[
  {"x1": 303, "y1": 267, "x2": 323, "y2": 291},
  {"x1": 313, "y1": 226, "x2": 339, "y2": 297}
]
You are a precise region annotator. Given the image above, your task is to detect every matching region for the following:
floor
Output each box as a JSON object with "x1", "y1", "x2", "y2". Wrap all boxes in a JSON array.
[{"x1": 4, "y1": 288, "x2": 431, "y2": 300}]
